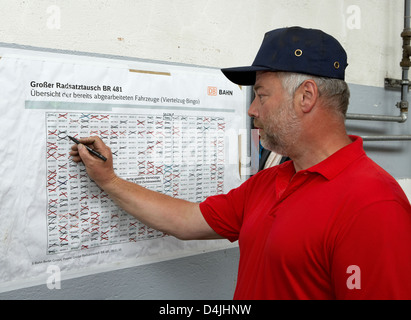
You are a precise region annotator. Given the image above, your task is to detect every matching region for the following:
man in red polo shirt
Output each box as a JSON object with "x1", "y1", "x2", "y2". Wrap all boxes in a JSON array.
[{"x1": 70, "y1": 27, "x2": 411, "y2": 299}]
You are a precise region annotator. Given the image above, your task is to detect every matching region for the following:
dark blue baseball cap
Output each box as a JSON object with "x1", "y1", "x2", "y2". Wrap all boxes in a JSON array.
[{"x1": 221, "y1": 26, "x2": 348, "y2": 85}]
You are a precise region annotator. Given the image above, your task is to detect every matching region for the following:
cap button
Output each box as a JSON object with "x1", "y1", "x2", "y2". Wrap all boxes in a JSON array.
[{"x1": 295, "y1": 49, "x2": 303, "y2": 57}]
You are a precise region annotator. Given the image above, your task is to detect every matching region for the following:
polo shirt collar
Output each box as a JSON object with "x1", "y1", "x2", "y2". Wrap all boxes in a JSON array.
[{"x1": 304, "y1": 135, "x2": 366, "y2": 180}]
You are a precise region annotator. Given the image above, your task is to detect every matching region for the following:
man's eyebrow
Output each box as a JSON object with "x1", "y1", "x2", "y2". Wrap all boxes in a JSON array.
[{"x1": 253, "y1": 85, "x2": 262, "y2": 93}]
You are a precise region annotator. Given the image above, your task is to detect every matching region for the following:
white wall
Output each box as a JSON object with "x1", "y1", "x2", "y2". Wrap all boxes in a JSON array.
[
  {"x1": 0, "y1": 0, "x2": 405, "y2": 87},
  {"x1": 398, "y1": 179, "x2": 411, "y2": 201}
]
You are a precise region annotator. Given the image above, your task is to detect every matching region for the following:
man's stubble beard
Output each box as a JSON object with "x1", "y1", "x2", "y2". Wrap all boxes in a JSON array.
[{"x1": 258, "y1": 99, "x2": 301, "y2": 157}]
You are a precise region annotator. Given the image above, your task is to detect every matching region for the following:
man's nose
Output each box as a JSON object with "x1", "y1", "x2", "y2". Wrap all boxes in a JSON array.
[{"x1": 248, "y1": 97, "x2": 259, "y2": 118}]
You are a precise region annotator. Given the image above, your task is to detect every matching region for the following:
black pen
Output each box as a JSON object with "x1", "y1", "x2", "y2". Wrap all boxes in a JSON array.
[{"x1": 67, "y1": 135, "x2": 107, "y2": 161}]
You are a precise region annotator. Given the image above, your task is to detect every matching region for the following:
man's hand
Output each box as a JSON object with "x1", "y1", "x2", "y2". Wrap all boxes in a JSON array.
[{"x1": 69, "y1": 136, "x2": 118, "y2": 188}]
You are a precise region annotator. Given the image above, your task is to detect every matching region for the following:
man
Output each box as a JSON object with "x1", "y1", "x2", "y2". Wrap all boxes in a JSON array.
[{"x1": 70, "y1": 27, "x2": 411, "y2": 299}]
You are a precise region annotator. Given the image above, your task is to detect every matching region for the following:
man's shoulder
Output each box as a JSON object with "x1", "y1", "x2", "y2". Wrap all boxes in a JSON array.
[{"x1": 338, "y1": 153, "x2": 409, "y2": 205}]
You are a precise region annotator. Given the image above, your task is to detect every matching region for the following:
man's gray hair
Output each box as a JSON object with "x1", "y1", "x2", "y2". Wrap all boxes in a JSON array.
[{"x1": 277, "y1": 72, "x2": 350, "y2": 119}]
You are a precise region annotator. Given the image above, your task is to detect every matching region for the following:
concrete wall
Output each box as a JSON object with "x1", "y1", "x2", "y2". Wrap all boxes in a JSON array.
[{"x1": 0, "y1": 0, "x2": 410, "y2": 299}]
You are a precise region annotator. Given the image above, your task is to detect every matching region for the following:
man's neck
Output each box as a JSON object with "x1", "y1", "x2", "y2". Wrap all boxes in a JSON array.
[{"x1": 291, "y1": 134, "x2": 353, "y2": 172}]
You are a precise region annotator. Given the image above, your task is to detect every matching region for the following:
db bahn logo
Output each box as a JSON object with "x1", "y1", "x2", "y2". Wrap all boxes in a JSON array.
[
  {"x1": 207, "y1": 86, "x2": 218, "y2": 96},
  {"x1": 208, "y1": 86, "x2": 233, "y2": 96}
]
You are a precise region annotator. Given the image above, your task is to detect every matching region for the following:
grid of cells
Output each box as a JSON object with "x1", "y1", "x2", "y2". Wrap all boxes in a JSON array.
[{"x1": 45, "y1": 112, "x2": 226, "y2": 254}]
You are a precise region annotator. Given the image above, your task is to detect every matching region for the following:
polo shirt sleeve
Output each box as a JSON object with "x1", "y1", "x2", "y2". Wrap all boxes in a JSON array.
[
  {"x1": 331, "y1": 200, "x2": 411, "y2": 299},
  {"x1": 199, "y1": 177, "x2": 253, "y2": 242}
]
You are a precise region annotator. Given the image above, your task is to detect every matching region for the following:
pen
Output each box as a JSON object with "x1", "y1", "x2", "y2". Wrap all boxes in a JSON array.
[{"x1": 67, "y1": 135, "x2": 107, "y2": 161}]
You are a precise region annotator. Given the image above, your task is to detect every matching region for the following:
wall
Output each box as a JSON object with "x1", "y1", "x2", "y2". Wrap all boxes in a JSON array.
[
  {"x1": 0, "y1": 0, "x2": 404, "y2": 86},
  {"x1": 0, "y1": 0, "x2": 409, "y2": 299}
]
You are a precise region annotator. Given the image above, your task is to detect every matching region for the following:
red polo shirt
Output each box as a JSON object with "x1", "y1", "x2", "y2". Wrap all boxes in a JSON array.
[{"x1": 200, "y1": 136, "x2": 411, "y2": 300}]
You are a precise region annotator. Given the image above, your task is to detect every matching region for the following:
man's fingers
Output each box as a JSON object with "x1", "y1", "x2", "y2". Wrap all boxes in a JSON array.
[
  {"x1": 71, "y1": 155, "x2": 82, "y2": 163},
  {"x1": 69, "y1": 136, "x2": 111, "y2": 164},
  {"x1": 69, "y1": 143, "x2": 81, "y2": 162},
  {"x1": 77, "y1": 143, "x2": 92, "y2": 160}
]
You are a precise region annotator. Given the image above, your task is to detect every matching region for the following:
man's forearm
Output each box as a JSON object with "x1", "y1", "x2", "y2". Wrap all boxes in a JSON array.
[{"x1": 99, "y1": 176, "x2": 205, "y2": 240}]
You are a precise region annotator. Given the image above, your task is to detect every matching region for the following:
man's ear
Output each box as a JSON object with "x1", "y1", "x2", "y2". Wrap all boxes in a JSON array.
[{"x1": 297, "y1": 79, "x2": 319, "y2": 113}]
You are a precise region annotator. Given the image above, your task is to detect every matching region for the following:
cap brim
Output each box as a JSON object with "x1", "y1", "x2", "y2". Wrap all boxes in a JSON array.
[{"x1": 221, "y1": 66, "x2": 271, "y2": 86}]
